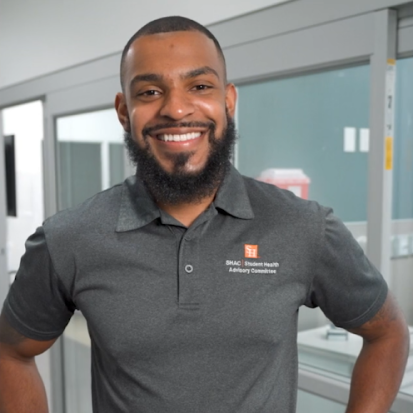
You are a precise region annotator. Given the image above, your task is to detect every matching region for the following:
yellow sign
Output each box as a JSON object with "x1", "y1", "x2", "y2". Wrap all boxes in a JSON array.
[{"x1": 385, "y1": 137, "x2": 393, "y2": 170}]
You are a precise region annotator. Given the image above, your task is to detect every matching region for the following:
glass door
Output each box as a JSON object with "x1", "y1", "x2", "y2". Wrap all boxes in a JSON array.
[{"x1": 55, "y1": 107, "x2": 125, "y2": 413}]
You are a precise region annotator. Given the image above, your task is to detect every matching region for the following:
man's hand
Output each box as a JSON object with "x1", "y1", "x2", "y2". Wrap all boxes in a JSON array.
[
  {"x1": 346, "y1": 292, "x2": 410, "y2": 413},
  {"x1": 0, "y1": 313, "x2": 56, "y2": 413}
]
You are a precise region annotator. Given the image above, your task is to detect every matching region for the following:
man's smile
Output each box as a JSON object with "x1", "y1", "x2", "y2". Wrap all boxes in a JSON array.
[{"x1": 155, "y1": 131, "x2": 202, "y2": 142}]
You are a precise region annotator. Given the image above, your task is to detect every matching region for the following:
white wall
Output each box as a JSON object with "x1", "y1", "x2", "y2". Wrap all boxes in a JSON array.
[
  {"x1": 0, "y1": 0, "x2": 290, "y2": 89},
  {"x1": 2, "y1": 101, "x2": 44, "y2": 277}
]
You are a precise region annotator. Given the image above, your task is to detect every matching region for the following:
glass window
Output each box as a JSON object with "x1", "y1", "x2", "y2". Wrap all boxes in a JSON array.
[
  {"x1": 109, "y1": 143, "x2": 126, "y2": 187},
  {"x1": 393, "y1": 57, "x2": 413, "y2": 220},
  {"x1": 56, "y1": 108, "x2": 125, "y2": 210},
  {"x1": 58, "y1": 142, "x2": 102, "y2": 210},
  {"x1": 237, "y1": 65, "x2": 370, "y2": 222}
]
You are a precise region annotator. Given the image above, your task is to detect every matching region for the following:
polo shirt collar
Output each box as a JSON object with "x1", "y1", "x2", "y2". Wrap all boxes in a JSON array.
[
  {"x1": 116, "y1": 175, "x2": 160, "y2": 232},
  {"x1": 116, "y1": 166, "x2": 254, "y2": 232},
  {"x1": 214, "y1": 166, "x2": 254, "y2": 220}
]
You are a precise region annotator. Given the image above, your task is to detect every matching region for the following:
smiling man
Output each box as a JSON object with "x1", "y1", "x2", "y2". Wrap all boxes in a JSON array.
[
  {"x1": 116, "y1": 26, "x2": 237, "y2": 224},
  {"x1": 0, "y1": 16, "x2": 410, "y2": 413}
]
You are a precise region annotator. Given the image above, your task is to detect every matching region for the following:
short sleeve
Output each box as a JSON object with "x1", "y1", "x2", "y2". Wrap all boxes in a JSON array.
[
  {"x1": 305, "y1": 209, "x2": 388, "y2": 329},
  {"x1": 2, "y1": 226, "x2": 76, "y2": 340}
]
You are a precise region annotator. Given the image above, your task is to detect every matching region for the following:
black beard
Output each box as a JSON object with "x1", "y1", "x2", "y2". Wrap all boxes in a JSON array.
[{"x1": 124, "y1": 115, "x2": 237, "y2": 205}]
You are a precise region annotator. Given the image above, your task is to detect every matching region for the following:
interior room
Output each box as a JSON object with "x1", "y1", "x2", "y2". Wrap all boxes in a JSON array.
[{"x1": 1, "y1": 1, "x2": 413, "y2": 412}]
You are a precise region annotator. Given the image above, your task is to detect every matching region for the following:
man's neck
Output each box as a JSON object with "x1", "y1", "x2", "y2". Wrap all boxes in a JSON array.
[{"x1": 158, "y1": 193, "x2": 216, "y2": 228}]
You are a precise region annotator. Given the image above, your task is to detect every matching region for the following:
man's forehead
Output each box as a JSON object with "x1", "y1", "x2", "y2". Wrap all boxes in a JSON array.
[
  {"x1": 127, "y1": 30, "x2": 216, "y2": 53},
  {"x1": 123, "y1": 31, "x2": 225, "y2": 80}
]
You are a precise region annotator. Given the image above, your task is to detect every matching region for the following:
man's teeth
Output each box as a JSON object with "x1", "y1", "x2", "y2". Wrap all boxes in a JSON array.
[{"x1": 158, "y1": 132, "x2": 202, "y2": 142}]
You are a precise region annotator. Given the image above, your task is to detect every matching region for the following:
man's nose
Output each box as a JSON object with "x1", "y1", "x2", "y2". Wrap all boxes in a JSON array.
[{"x1": 159, "y1": 89, "x2": 195, "y2": 120}]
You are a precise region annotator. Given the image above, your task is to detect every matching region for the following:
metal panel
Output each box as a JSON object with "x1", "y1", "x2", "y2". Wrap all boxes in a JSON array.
[
  {"x1": 0, "y1": 55, "x2": 120, "y2": 110},
  {"x1": 209, "y1": 0, "x2": 412, "y2": 49},
  {"x1": 367, "y1": 9, "x2": 398, "y2": 283},
  {"x1": 0, "y1": 116, "x2": 9, "y2": 307},
  {"x1": 399, "y1": 15, "x2": 413, "y2": 27},
  {"x1": 397, "y1": 2, "x2": 413, "y2": 19},
  {"x1": 398, "y1": 21, "x2": 413, "y2": 56},
  {"x1": 225, "y1": 13, "x2": 374, "y2": 84},
  {"x1": 47, "y1": 76, "x2": 120, "y2": 118}
]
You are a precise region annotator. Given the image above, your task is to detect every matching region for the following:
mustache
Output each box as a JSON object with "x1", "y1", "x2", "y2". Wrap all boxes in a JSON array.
[{"x1": 142, "y1": 121, "x2": 215, "y2": 136}]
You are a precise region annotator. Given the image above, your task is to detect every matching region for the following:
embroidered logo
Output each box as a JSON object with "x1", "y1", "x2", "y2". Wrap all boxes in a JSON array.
[
  {"x1": 244, "y1": 244, "x2": 259, "y2": 258},
  {"x1": 224, "y1": 244, "x2": 279, "y2": 274}
]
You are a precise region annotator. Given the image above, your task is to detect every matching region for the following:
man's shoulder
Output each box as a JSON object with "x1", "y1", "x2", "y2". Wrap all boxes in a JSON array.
[
  {"x1": 240, "y1": 174, "x2": 327, "y2": 221},
  {"x1": 43, "y1": 181, "x2": 125, "y2": 237}
]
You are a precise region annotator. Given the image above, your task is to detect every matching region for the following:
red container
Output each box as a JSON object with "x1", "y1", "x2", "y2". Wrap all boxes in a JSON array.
[{"x1": 256, "y1": 169, "x2": 311, "y2": 200}]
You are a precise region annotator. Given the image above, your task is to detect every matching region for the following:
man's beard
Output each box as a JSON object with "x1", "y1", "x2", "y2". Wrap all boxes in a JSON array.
[{"x1": 124, "y1": 114, "x2": 237, "y2": 205}]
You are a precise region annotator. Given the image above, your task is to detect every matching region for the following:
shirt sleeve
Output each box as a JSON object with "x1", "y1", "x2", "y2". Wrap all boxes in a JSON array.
[
  {"x1": 2, "y1": 226, "x2": 76, "y2": 341},
  {"x1": 305, "y1": 208, "x2": 388, "y2": 329}
]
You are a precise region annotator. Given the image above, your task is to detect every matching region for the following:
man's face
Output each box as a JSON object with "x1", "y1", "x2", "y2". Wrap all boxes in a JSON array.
[{"x1": 116, "y1": 30, "x2": 236, "y2": 179}]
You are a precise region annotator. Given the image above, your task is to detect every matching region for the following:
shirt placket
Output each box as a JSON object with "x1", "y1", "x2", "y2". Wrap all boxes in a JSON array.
[{"x1": 177, "y1": 227, "x2": 200, "y2": 310}]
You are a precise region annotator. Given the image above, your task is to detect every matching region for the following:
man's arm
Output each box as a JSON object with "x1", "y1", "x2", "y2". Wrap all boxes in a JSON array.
[
  {"x1": 0, "y1": 313, "x2": 57, "y2": 413},
  {"x1": 345, "y1": 292, "x2": 410, "y2": 413}
]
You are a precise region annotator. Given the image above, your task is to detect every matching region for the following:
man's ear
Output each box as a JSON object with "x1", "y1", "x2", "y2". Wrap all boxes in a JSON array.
[
  {"x1": 115, "y1": 93, "x2": 130, "y2": 132},
  {"x1": 225, "y1": 83, "x2": 237, "y2": 119}
]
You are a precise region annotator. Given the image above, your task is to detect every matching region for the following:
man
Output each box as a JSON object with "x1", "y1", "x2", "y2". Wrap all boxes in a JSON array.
[{"x1": 0, "y1": 16, "x2": 409, "y2": 413}]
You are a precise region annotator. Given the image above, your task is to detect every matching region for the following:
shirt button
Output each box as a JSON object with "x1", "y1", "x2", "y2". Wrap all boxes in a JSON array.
[{"x1": 185, "y1": 264, "x2": 194, "y2": 273}]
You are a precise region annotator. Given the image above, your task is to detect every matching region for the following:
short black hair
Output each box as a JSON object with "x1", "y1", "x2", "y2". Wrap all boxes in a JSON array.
[{"x1": 120, "y1": 16, "x2": 226, "y2": 90}]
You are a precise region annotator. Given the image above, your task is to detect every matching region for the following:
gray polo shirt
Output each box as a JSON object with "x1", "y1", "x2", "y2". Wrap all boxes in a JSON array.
[{"x1": 3, "y1": 167, "x2": 387, "y2": 413}]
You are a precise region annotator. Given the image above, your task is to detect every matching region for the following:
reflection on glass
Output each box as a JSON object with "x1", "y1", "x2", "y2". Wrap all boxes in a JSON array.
[{"x1": 237, "y1": 65, "x2": 370, "y2": 222}]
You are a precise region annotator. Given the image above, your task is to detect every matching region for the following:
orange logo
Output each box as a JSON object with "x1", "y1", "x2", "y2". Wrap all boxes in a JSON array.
[{"x1": 244, "y1": 244, "x2": 259, "y2": 258}]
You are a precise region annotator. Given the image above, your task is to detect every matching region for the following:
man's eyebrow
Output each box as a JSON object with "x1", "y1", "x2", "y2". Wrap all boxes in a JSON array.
[
  {"x1": 182, "y1": 66, "x2": 220, "y2": 80},
  {"x1": 129, "y1": 73, "x2": 163, "y2": 89},
  {"x1": 129, "y1": 66, "x2": 220, "y2": 89}
]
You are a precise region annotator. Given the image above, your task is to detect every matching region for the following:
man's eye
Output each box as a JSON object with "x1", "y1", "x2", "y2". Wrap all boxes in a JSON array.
[
  {"x1": 138, "y1": 90, "x2": 160, "y2": 97},
  {"x1": 193, "y1": 84, "x2": 211, "y2": 91}
]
